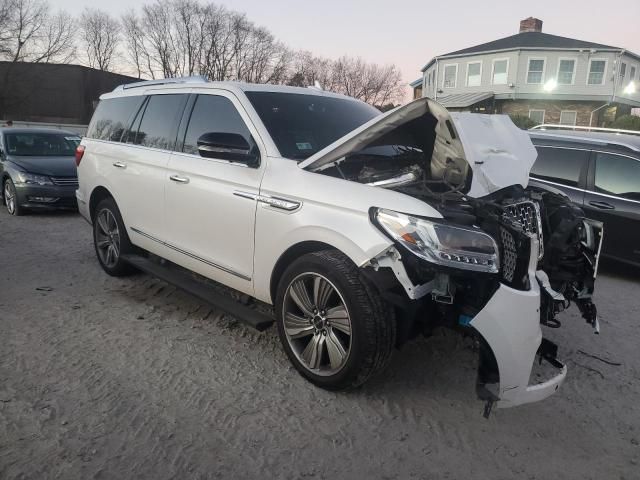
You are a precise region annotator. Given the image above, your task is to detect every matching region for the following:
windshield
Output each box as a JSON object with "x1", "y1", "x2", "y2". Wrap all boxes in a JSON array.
[
  {"x1": 4, "y1": 132, "x2": 80, "y2": 157},
  {"x1": 245, "y1": 91, "x2": 381, "y2": 160}
]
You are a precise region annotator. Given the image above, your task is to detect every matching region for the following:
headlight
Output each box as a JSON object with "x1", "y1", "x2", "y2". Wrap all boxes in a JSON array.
[
  {"x1": 16, "y1": 172, "x2": 53, "y2": 185},
  {"x1": 374, "y1": 208, "x2": 500, "y2": 273}
]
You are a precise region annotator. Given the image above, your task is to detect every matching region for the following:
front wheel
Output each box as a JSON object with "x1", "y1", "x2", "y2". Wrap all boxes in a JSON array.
[
  {"x1": 3, "y1": 178, "x2": 24, "y2": 216},
  {"x1": 275, "y1": 250, "x2": 396, "y2": 390},
  {"x1": 93, "y1": 198, "x2": 137, "y2": 276}
]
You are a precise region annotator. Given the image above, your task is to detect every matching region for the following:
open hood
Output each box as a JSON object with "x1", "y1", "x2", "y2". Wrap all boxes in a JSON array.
[{"x1": 298, "y1": 97, "x2": 538, "y2": 198}]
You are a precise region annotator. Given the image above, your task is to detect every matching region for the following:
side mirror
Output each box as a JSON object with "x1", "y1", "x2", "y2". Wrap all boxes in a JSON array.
[{"x1": 197, "y1": 132, "x2": 259, "y2": 166}]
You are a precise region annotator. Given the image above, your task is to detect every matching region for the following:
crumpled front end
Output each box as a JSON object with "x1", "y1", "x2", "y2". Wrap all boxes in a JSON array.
[{"x1": 364, "y1": 184, "x2": 603, "y2": 413}]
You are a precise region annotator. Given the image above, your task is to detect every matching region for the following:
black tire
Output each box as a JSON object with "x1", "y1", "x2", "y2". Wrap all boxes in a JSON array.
[
  {"x1": 3, "y1": 177, "x2": 25, "y2": 216},
  {"x1": 93, "y1": 197, "x2": 137, "y2": 276},
  {"x1": 275, "y1": 249, "x2": 396, "y2": 390}
]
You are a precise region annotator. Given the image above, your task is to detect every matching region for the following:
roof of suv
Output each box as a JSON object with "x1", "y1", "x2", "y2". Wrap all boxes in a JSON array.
[
  {"x1": 102, "y1": 79, "x2": 359, "y2": 103},
  {"x1": 0, "y1": 127, "x2": 78, "y2": 135},
  {"x1": 529, "y1": 129, "x2": 640, "y2": 154}
]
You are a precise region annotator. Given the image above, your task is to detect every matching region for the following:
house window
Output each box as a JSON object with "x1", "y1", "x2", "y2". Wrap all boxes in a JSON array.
[
  {"x1": 557, "y1": 59, "x2": 576, "y2": 85},
  {"x1": 620, "y1": 62, "x2": 627, "y2": 81},
  {"x1": 466, "y1": 62, "x2": 482, "y2": 87},
  {"x1": 560, "y1": 110, "x2": 577, "y2": 125},
  {"x1": 630, "y1": 66, "x2": 637, "y2": 81},
  {"x1": 528, "y1": 109, "x2": 545, "y2": 125},
  {"x1": 527, "y1": 58, "x2": 545, "y2": 84},
  {"x1": 492, "y1": 59, "x2": 509, "y2": 85},
  {"x1": 588, "y1": 59, "x2": 607, "y2": 85},
  {"x1": 444, "y1": 64, "x2": 458, "y2": 88}
]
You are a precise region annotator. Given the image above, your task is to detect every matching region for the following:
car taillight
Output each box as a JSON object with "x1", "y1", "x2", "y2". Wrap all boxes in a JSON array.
[{"x1": 75, "y1": 145, "x2": 85, "y2": 166}]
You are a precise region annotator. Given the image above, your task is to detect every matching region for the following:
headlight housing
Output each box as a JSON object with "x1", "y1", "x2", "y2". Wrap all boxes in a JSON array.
[
  {"x1": 374, "y1": 208, "x2": 500, "y2": 273},
  {"x1": 16, "y1": 172, "x2": 53, "y2": 185}
]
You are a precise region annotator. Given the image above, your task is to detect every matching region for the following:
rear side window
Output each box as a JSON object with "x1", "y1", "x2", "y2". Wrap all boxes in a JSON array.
[
  {"x1": 87, "y1": 96, "x2": 144, "y2": 142},
  {"x1": 594, "y1": 152, "x2": 640, "y2": 200},
  {"x1": 132, "y1": 94, "x2": 187, "y2": 150},
  {"x1": 182, "y1": 94, "x2": 255, "y2": 155},
  {"x1": 530, "y1": 146, "x2": 588, "y2": 187}
]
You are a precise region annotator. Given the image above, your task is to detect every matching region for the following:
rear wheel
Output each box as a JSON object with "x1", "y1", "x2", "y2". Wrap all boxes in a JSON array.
[
  {"x1": 93, "y1": 198, "x2": 137, "y2": 276},
  {"x1": 275, "y1": 250, "x2": 395, "y2": 390},
  {"x1": 3, "y1": 178, "x2": 24, "y2": 216}
]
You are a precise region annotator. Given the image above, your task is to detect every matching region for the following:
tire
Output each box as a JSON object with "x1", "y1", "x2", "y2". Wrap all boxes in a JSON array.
[
  {"x1": 93, "y1": 197, "x2": 137, "y2": 276},
  {"x1": 3, "y1": 178, "x2": 24, "y2": 216},
  {"x1": 275, "y1": 249, "x2": 396, "y2": 390}
]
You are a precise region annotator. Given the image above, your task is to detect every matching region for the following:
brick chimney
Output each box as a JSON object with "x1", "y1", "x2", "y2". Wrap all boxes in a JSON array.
[{"x1": 519, "y1": 17, "x2": 543, "y2": 33}]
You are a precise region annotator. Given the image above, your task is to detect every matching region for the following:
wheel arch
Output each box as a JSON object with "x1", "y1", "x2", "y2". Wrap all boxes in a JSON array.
[
  {"x1": 89, "y1": 186, "x2": 116, "y2": 223},
  {"x1": 269, "y1": 241, "x2": 338, "y2": 304}
]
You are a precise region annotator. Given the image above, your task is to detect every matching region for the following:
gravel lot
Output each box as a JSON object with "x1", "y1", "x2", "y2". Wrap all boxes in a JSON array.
[{"x1": 0, "y1": 208, "x2": 639, "y2": 480}]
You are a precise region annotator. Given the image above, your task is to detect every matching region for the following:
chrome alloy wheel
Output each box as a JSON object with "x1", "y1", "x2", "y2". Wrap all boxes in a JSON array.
[
  {"x1": 4, "y1": 181, "x2": 16, "y2": 214},
  {"x1": 282, "y1": 272, "x2": 352, "y2": 376},
  {"x1": 95, "y1": 208, "x2": 121, "y2": 268}
]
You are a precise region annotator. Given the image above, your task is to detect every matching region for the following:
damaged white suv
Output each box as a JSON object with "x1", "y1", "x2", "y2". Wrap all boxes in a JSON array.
[{"x1": 76, "y1": 77, "x2": 603, "y2": 412}]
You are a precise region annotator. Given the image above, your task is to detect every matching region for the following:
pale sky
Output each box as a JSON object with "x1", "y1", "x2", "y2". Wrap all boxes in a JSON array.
[{"x1": 54, "y1": 0, "x2": 640, "y2": 89}]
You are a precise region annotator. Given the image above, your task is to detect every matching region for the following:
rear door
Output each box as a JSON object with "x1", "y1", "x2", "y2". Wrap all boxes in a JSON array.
[
  {"x1": 529, "y1": 145, "x2": 590, "y2": 206},
  {"x1": 112, "y1": 92, "x2": 189, "y2": 255},
  {"x1": 163, "y1": 90, "x2": 265, "y2": 294},
  {"x1": 583, "y1": 151, "x2": 640, "y2": 264}
]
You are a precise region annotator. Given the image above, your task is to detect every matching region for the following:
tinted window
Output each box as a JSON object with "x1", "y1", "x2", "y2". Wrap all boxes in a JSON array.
[
  {"x1": 182, "y1": 95, "x2": 255, "y2": 155},
  {"x1": 594, "y1": 152, "x2": 640, "y2": 200},
  {"x1": 245, "y1": 92, "x2": 380, "y2": 160},
  {"x1": 87, "y1": 96, "x2": 144, "y2": 142},
  {"x1": 530, "y1": 146, "x2": 588, "y2": 187},
  {"x1": 5, "y1": 132, "x2": 80, "y2": 156},
  {"x1": 134, "y1": 94, "x2": 186, "y2": 150}
]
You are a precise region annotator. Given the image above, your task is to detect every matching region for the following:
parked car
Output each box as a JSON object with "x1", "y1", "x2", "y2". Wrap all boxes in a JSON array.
[
  {"x1": 529, "y1": 128, "x2": 640, "y2": 267},
  {"x1": 76, "y1": 77, "x2": 602, "y2": 412},
  {"x1": 0, "y1": 128, "x2": 81, "y2": 215}
]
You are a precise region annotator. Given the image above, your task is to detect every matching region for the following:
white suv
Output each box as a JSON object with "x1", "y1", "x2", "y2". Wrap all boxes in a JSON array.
[{"x1": 76, "y1": 76, "x2": 602, "y2": 412}]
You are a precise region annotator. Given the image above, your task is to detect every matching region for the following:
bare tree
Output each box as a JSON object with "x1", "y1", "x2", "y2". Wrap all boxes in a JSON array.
[
  {"x1": 0, "y1": 0, "x2": 75, "y2": 63},
  {"x1": 80, "y1": 8, "x2": 121, "y2": 71}
]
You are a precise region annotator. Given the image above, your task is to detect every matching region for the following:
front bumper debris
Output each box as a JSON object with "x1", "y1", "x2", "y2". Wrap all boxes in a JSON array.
[{"x1": 470, "y1": 239, "x2": 567, "y2": 409}]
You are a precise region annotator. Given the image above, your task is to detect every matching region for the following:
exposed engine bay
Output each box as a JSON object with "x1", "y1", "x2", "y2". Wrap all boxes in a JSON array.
[{"x1": 304, "y1": 98, "x2": 603, "y2": 412}]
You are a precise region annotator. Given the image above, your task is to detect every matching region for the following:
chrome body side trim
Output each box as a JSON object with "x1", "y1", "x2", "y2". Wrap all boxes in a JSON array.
[
  {"x1": 233, "y1": 190, "x2": 302, "y2": 211},
  {"x1": 129, "y1": 227, "x2": 251, "y2": 281}
]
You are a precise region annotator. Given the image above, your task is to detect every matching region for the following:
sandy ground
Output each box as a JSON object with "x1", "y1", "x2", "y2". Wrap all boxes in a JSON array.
[{"x1": 0, "y1": 208, "x2": 639, "y2": 480}]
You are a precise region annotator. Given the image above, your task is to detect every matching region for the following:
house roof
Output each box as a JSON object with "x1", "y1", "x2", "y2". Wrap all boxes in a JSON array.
[
  {"x1": 434, "y1": 92, "x2": 494, "y2": 109},
  {"x1": 409, "y1": 78, "x2": 422, "y2": 88},
  {"x1": 421, "y1": 31, "x2": 639, "y2": 71}
]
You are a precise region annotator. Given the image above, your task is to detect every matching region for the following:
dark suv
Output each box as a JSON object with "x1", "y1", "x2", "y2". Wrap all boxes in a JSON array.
[{"x1": 529, "y1": 129, "x2": 640, "y2": 267}]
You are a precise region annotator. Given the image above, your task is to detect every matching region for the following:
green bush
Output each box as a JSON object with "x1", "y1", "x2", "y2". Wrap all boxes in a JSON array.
[
  {"x1": 609, "y1": 114, "x2": 640, "y2": 131},
  {"x1": 509, "y1": 114, "x2": 537, "y2": 130}
]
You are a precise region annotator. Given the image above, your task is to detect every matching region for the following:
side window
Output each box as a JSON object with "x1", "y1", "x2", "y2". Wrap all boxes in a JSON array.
[
  {"x1": 530, "y1": 146, "x2": 588, "y2": 187},
  {"x1": 87, "y1": 96, "x2": 144, "y2": 142},
  {"x1": 594, "y1": 152, "x2": 640, "y2": 201},
  {"x1": 182, "y1": 94, "x2": 255, "y2": 156},
  {"x1": 134, "y1": 94, "x2": 187, "y2": 150}
]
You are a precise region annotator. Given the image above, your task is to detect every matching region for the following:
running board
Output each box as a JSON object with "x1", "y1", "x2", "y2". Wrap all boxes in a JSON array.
[{"x1": 122, "y1": 254, "x2": 275, "y2": 331}]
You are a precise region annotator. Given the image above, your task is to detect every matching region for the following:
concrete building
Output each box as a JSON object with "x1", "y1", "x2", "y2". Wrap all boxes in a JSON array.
[{"x1": 413, "y1": 18, "x2": 640, "y2": 126}]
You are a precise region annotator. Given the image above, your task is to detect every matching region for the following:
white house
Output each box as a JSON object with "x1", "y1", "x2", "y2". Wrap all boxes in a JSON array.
[{"x1": 413, "y1": 18, "x2": 640, "y2": 126}]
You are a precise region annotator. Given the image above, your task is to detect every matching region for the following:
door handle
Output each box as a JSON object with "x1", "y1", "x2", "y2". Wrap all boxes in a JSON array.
[
  {"x1": 113, "y1": 161, "x2": 127, "y2": 169},
  {"x1": 169, "y1": 174, "x2": 190, "y2": 184},
  {"x1": 589, "y1": 200, "x2": 615, "y2": 210}
]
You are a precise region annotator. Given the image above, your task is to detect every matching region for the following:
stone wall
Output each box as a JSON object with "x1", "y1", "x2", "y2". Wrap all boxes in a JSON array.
[{"x1": 498, "y1": 100, "x2": 603, "y2": 126}]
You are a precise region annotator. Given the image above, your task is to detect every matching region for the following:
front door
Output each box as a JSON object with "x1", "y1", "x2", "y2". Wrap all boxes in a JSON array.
[
  {"x1": 583, "y1": 151, "x2": 640, "y2": 264},
  {"x1": 163, "y1": 91, "x2": 265, "y2": 294}
]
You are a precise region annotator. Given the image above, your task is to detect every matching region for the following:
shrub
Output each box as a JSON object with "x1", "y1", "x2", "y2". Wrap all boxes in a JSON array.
[
  {"x1": 509, "y1": 114, "x2": 537, "y2": 130},
  {"x1": 609, "y1": 114, "x2": 640, "y2": 131}
]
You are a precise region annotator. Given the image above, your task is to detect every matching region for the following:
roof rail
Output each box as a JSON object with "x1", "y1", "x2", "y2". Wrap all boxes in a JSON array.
[
  {"x1": 530, "y1": 124, "x2": 640, "y2": 137},
  {"x1": 113, "y1": 75, "x2": 209, "y2": 92}
]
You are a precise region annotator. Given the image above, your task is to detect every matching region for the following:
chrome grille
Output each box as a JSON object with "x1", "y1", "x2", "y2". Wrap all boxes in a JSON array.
[
  {"x1": 51, "y1": 176, "x2": 79, "y2": 187},
  {"x1": 501, "y1": 227, "x2": 517, "y2": 282},
  {"x1": 504, "y1": 201, "x2": 544, "y2": 259}
]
